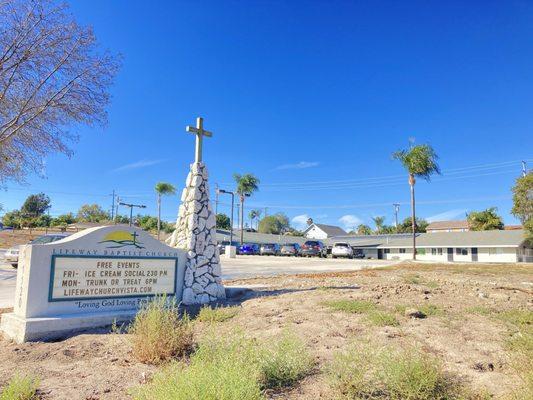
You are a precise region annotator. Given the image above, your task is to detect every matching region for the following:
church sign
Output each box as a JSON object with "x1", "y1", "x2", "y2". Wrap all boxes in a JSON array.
[{"x1": 0, "y1": 226, "x2": 186, "y2": 343}]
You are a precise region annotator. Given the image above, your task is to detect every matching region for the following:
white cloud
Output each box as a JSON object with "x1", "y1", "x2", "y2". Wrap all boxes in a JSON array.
[
  {"x1": 111, "y1": 159, "x2": 166, "y2": 172},
  {"x1": 275, "y1": 161, "x2": 319, "y2": 170},
  {"x1": 292, "y1": 214, "x2": 311, "y2": 230},
  {"x1": 426, "y1": 209, "x2": 467, "y2": 223},
  {"x1": 338, "y1": 214, "x2": 363, "y2": 230}
]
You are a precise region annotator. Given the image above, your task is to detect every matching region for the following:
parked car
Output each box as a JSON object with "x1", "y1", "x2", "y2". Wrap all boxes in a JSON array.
[
  {"x1": 4, "y1": 233, "x2": 69, "y2": 268},
  {"x1": 280, "y1": 243, "x2": 301, "y2": 257},
  {"x1": 300, "y1": 240, "x2": 327, "y2": 257},
  {"x1": 260, "y1": 243, "x2": 280, "y2": 256},
  {"x1": 331, "y1": 242, "x2": 354, "y2": 258},
  {"x1": 238, "y1": 243, "x2": 260, "y2": 255}
]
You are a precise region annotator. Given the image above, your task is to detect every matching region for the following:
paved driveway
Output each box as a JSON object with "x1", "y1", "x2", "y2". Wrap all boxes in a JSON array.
[
  {"x1": 0, "y1": 256, "x2": 398, "y2": 309},
  {"x1": 220, "y1": 255, "x2": 398, "y2": 280}
]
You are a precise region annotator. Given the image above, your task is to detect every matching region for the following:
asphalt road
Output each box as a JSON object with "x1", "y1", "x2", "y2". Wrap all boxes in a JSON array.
[{"x1": 0, "y1": 255, "x2": 397, "y2": 308}]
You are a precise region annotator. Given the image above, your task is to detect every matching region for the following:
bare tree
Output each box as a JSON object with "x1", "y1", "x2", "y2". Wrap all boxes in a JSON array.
[{"x1": 0, "y1": 0, "x2": 120, "y2": 183}]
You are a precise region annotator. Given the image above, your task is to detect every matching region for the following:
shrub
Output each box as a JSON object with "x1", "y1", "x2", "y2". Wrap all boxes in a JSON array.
[
  {"x1": 367, "y1": 311, "x2": 400, "y2": 327},
  {"x1": 323, "y1": 300, "x2": 376, "y2": 314},
  {"x1": 0, "y1": 375, "x2": 39, "y2": 400},
  {"x1": 329, "y1": 342, "x2": 464, "y2": 400},
  {"x1": 132, "y1": 332, "x2": 263, "y2": 400},
  {"x1": 196, "y1": 306, "x2": 240, "y2": 323},
  {"x1": 258, "y1": 331, "x2": 314, "y2": 388},
  {"x1": 128, "y1": 297, "x2": 193, "y2": 365}
]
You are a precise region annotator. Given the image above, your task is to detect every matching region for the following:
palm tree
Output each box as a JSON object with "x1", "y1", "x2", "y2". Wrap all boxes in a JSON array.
[
  {"x1": 234, "y1": 173, "x2": 260, "y2": 244},
  {"x1": 372, "y1": 216, "x2": 385, "y2": 234},
  {"x1": 392, "y1": 144, "x2": 440, "y2": 259},
  {"x1": 155, "y1": 182, "x2": 176, "y2": 240},
  {"x1": 249, "y1": 209, "x2": 262, "y2": 230}
]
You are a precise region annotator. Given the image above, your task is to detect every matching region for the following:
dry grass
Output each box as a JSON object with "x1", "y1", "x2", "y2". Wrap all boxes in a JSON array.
[
  {"x1": 322, "y1": 299, "x2": 376, "y2": 314},
  {"x1": 128, "y1": 297, "x2": 193, "y2": 365}
]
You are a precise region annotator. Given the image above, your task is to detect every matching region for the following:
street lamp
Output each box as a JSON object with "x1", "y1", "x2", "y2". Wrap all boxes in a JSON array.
[{"x1": 119, "y1": 202, "x2": 146, "y2": 226}]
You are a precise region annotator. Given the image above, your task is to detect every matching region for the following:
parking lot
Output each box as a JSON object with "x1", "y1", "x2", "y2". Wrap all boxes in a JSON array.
[{"x1": 0, "y1": 255, "x2": 397, "y2": 308}]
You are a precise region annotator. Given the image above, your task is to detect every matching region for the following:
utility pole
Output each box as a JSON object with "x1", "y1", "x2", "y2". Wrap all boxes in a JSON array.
[
  {"x1": 119, "y1": 202, "x2": 146, "y2": 226},
  {"x1": 393, "y1": 203, "x2": 400, "y2": 230},
  {"x1": 110, "y1": 190, "x2": 116, "y2": 221},
  {"x1": 218, "y1": 189, "x2": 235, "y2": 244},
  {"x1": 522, "y1": 161, "x2": 527, "y2": 177},
  {"x1": 115, "y1": 196, "x2": 120, "y2": 224}
]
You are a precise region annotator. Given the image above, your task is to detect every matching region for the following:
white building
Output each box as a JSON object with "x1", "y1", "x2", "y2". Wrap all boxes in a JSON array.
[
  {"x1": 376, "y1": 230, "x2": 531, "y2": 263},
  {"x1": 303, "y1": 223, "x2": 347, "y2": 239}
]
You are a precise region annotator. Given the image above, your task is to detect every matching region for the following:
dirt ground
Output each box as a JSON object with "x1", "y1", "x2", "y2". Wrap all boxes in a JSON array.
[{"x1": 0, "y1": 262, "x2": 531, "y2": 399}]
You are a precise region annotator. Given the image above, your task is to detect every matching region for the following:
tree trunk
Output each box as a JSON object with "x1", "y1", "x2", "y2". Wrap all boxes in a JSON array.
[
  {"x1": 240, "y1": 196, "x2": 245, "y2": 245},
  {"x1": 409, "y1": 174, "x2": 416, "y2": 260},
  {"x1": 157, "y1": 193, "x2": 161, "y2": 240}
]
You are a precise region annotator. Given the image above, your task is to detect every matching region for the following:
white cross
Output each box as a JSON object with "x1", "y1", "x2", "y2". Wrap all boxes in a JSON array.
[{"x1": 185, "y1": 117, "x2": 212, "y2": 163}]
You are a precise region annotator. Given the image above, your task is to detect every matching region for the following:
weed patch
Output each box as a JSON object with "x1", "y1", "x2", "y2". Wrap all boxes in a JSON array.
[
  {"x1": 366, "y1": 311, "x2": 400, "y2": 327},
  {"x1": 0, "y1": 375, "x2": 39, "y2": 400},
  {"x1": 323, "y1": 300, "x2": 376, "y2": 314},
  {"x1": 196, "y1": 306, "x2": 240, "y2": 323},
  {"x1": 329, "y1": 342, "x2": 468, "y2": 399},
  {"x1": 128, "y1": 297, "x2": 193, "y2": 365}
]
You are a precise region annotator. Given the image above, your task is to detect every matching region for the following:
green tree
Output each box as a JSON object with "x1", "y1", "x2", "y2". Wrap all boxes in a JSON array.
[
  {"x1": 372, "y1": 216, "x2": 385, "y2": 234},
  {"x1": 21, "y1": 193, "x2": 51, "y2": 217},
  {"x1": 234, "y1": 173, "x2": 260, "y2": 244},
  {"x1": 467, "y1": 207, "x2": 504, "y2": 231},
  {"x1": 397, "y1": 217, "x2": 429, "y2": 233},
  {"x1": 258, "y1": 213, "x2": 289, "y2": 234},
  {"x1": 77, "y1": 204, "x2": 109, "y2": 223},
  {"x1": 392, "y1": 144, "x2": 440, "y2": 259},
  {"x1": 1, "y1": 210, "x2": 22, "y2": 228},
  {"x1": 155, "y1": 182, "x2": 176, "y2": 240},
  {"x1": 511, "y1": 173, "x2": 532, "y2": 243},
  {"x1": 216, "y1": 213, "x2": 231, "y2": 230},
  {"x1": 137, "y1": 215, "x2": 159, "y2": 232},
  {"x1": 51, "y1": 213, "x2": 76, "y2": 228},
  {"x1": 356, "y1": 224, "x2": 372, "y2": 235}
]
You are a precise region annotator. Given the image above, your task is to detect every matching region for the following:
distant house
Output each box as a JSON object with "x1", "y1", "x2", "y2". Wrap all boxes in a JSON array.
[
  {"x1": 426, "y1": 220, "x2": 469, "y2": 233},
  {"x1": 303, "y1": 223, "x2": 347, "y2": 239}
]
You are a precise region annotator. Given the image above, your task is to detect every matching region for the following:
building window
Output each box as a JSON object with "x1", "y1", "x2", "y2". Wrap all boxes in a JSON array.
[
  {"x1": 431, "y1": 248, "x2": 437, "y2": 255},
  {"x1": 399, "y1": 248, "x2": 406, "y2": 254},
  {"x1": 384, "y1": 249, "x2": 390, "y2": 254},
  {"x1": 438, "y1": 248, "x2": 443, "y2": 255},
  {"x1": 456, "y1": 248, "x2": 468, "y2": 256}
]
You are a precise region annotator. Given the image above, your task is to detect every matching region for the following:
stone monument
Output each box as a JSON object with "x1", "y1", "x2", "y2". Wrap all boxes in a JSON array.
[{"x1": 167, "y1": 117, "x2": 225, "y2": 304}]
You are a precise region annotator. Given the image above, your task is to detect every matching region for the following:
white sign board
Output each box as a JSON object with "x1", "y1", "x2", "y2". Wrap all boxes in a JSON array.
[{"x1": 0, "y1": 226, "x2": 186, "y2": 343}]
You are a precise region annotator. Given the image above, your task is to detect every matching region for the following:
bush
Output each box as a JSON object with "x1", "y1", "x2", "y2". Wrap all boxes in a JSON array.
[
  {"x1": 0, "y1": 375, "x2": 39, "y2": 400},
  {"x1": 128, "y1": 297, "x2": 193, "y2": 365},
  {"x1": 258, "y1": 331, "x2": 314, "y2": 388},
  {"x1": 323, "y1": 300, "x2": 376, "y2": 314},
  {"x1": 132, "y1": 332, "x2": 263, "y2": 400},
  {"x1": 329, "y1": 342, "x2": 464, "y2": 400},
  {"x1": 196, "y1": 306, "x2": 240, "y2": 323}
]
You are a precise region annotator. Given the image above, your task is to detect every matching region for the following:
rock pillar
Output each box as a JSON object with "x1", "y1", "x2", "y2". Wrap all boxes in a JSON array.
[{"x1": 167, "y1": 162, "x2": 225, "y2": 304}]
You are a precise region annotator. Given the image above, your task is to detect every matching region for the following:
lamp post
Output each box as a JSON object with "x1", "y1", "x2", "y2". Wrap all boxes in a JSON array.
[
  {"x1": 119, "y1": 202, "x2": 146, "y2": 226},
  {"x1": 217, "y1": 189, "x2": 235, "y2": 245}
]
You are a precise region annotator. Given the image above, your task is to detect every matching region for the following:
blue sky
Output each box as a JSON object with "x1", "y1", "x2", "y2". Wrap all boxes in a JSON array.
[{"x1": 2, "y1": 0, "x2": 532, "y2": 231}]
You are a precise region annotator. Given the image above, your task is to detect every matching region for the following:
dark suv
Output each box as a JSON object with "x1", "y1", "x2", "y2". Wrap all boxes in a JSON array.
[{"x1": 300, "y1": 240, "x2": 327, "y2": 257}]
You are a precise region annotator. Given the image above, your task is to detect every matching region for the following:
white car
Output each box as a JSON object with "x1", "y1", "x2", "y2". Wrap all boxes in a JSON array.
[
  {"x1": 331, "y1": 242, "x2": 354, "y2": 259},
  {"x1": 4, "y1": 233, "x2": 69, "y2": 268}
]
